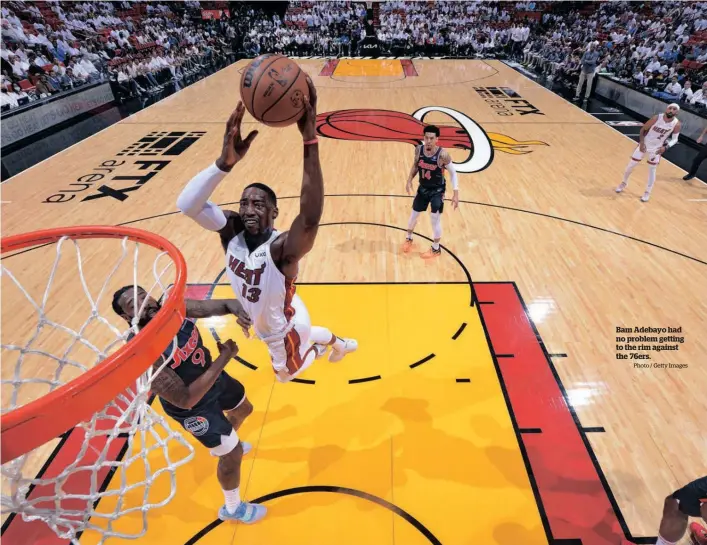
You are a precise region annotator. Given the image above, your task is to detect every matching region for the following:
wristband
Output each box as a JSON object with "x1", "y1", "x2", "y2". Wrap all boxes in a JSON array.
[{"x1": 304, "y1": 138, "x2": 319, "y2": 145}]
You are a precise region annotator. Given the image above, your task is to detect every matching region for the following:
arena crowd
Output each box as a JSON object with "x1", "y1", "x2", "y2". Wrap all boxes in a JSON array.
[{"x1": 1, "y1": 1, "x2": 705, "y2": 112}]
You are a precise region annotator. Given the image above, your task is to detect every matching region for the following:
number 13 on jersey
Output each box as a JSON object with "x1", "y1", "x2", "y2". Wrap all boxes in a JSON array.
[{"x1": 241, "y1": 283, "x2": 262, "y2": 303}]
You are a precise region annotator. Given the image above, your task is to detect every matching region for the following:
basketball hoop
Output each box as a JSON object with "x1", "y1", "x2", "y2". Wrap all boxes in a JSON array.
[{"x1": 1, "y1": 226, "x2": 195, "y2": 543}]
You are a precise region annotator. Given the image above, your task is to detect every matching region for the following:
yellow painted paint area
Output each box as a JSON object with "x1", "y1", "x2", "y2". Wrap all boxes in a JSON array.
[
  {"x1": 334, "y1": 59, "x2": 404, "y2": 77},
  {"x1": 83, "y1": 283, "x2": 547, "y2": 545}
]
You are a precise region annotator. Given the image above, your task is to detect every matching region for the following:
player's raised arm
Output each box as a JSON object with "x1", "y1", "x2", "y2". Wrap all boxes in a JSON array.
[
  {"x1": 176, "y1": 103, "x2": 258, "y2": 244},
  {"x1": 275, "y1": 76, "x2": 322, "y2": 277}
]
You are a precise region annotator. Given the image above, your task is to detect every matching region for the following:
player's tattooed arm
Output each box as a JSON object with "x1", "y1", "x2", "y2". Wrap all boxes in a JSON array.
[
  {"x1": 639, "y1": 115, "x2": 657, "y2": 152},
  {"x1": 151, "y1": 340, "x2": 238, "y2": 409},
  {"x1": 219, "y1": 210, "x2": 244, "y2": 252},
  {"x1": 406, "y1": 146, "x2": 421, "y2": 194},
  {"x1": 439, "y1": 150, "x2": 452, "y2": 167},
  {"x1": 150, "y1": 361, "x2": 192, "y2": 408},
  {"x1": 274, "y1": 76, "x2": 321, "y2": 277},
  {"x1": 186, "y1": 298, "x2": 252, "y2": 335}
]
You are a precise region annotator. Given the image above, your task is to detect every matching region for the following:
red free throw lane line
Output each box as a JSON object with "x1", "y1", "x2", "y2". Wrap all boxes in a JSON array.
[
  {"x1": 2, "y1": 421, "x2": 128, "y2": 544},
  {"x1": 476, "y1": 283, "x2": 639, "y2": 545},
  {"x1": 319, "y1": 59, "x2": 339, "y2": 77},
  {"x1": 401, "y1": 59, "x2": 419, "y2": 76}
]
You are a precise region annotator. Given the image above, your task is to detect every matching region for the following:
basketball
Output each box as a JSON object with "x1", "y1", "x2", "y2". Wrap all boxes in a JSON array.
[{"x1": 239, "y1": 54, "x2": 308, "y2": 127}]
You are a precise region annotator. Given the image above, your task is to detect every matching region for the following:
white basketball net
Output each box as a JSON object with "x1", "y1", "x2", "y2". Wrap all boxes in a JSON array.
[{"x1": 1, "y1": 234, "x2": 195, "y2": 544}]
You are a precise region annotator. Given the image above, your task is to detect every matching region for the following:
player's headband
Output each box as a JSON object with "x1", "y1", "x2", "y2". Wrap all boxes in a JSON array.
[{"x1": 668, "y1": 103, "x2": 680, "y2": 111}]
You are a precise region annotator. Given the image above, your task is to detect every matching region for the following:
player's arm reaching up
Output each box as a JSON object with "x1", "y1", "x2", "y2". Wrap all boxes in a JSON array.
[
  {"x1": 639, "y1": 115, "x2": 658, "y2": 152},
  {"x1": 270, "y1": 76, "x2": 321, "y2": 278},
  {"x1": 405, "y1": 146, "x2": 421, "y2": 195},
  {"x1": 439, "y1": 150, "x2": 459, "y2": 210},
  {"x1": 176, "y1": 103, "x2": 259, "y2": 250}
]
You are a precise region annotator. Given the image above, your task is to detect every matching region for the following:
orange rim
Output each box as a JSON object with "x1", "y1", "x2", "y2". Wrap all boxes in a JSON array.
[{"x1": 0, "y1": 226, "x2": 187, "y2": 464}]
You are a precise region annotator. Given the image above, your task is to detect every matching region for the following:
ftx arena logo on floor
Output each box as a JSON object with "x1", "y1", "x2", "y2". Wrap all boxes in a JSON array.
[
  {"x1": 44, "y1": 131, "x2": 206, "y2": 204},
  {"x1": 44, "y1": 105, "x2": 548, "y2": 204},
  {"x1": 474, "y1": 87, "x2": 544, "y2": 116}
]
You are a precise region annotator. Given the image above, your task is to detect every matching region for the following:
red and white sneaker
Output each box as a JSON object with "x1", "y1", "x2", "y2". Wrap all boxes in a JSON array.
[
  {"x1": 690, "y1": 522, "x2": 707, "y2": 545},
  {"x1": 402, "y1": 239, "x2": 413, "y2": 253}
]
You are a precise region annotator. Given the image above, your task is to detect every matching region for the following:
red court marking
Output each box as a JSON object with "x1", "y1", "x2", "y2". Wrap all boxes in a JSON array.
[
  {"x1": 401, "y1": 59, "x2": 418, "y2": 76},
  {"x1": 185, "y1": 284, "x2": 212, "y2": 300},
  {"x1": 476, "y1": 282, "x2": 640, "y2": 545},
  {"x1": 319, "y1": 59, "x2": 339, "y2": 76},
  {"x1": 1, "y1": 425, "x2": 127, "y2": 545}
]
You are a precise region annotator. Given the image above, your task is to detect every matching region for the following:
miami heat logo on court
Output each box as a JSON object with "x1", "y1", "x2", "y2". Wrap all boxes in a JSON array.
[{"x1": 316, "y1": 106, "x2": 548, "y2": 173}]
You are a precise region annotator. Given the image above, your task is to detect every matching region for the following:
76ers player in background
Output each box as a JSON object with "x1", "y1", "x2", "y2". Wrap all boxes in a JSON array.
[
  {"x1": 177, "y1": 76, "x2": 357, "y2": 385},
  {"x1": 652, "y1": 475, "x2": 707, "y2": 545},
  {"x1": 112, "y1": 286, "x2": 267, "y2": 524},
  {"x1": 616, "y1": 103, "x2": 681, "y2": 202},
  {"x1": 403, "y1": 125, "x2": 459, "y2": 258}
]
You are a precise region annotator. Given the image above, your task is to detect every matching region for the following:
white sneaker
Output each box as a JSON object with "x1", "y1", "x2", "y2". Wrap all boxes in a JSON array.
[
  {"x1": 641, "y1": 192, "x2": 651, "y2": 202},
  {"x1": 313, "y1": 343, "x2": 328, "y2": 359},
  {"x1": 218, "y1": 502, "x2": 267, "y2": 524},
  {"x1": 616, "y1": 181, "x2": 627, "y2": 193},
  {"x1": 329, "y1": 338, "x2": 358, "y2": 363}
]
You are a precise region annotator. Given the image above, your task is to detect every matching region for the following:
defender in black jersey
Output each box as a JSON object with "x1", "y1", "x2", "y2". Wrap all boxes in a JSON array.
[
  {"x1": 112, "y1": 285, "x2": 267, "y2": 524},
  {"x1": 652, "y1": 475, "x2": 707, "y2": 545},
  {"x1": 403, "y1": 125, "x2": 459, "y2": 259}
]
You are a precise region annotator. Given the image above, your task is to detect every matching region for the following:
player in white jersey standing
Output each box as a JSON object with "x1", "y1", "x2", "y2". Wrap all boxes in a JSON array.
[
  {"x1": 615, "y1": 103, "x2": 681, "y2": 202},
  {"x1": 177, "y1": 76, "x2": 357, "y2": 384}
]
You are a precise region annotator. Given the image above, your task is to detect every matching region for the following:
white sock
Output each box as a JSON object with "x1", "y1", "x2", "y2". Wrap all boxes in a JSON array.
[
  {"x1": 645, "y1": 165, "x2": 657, "y2": 195},
  {"x1": 310, "y1": 326, "x2": 334, "y2": 345},
  {"x1": 223, "y1": 487, "x2": 241, "y2": 513},
  {"x1": 656, "y1": 536, "x2": 677, "y2": 545},
  {"x1": 623, "y1": 160, "x2": 638, "y2": 184},
  {"x1": 429, "y1": 212, "x2": 442, "y2": 240},
  {"x1": 311, "y1": 327, "x2": 347, "y2": 351},
  {"x1": 407, "y1": 210, "x2": 420, "y2": 233}
]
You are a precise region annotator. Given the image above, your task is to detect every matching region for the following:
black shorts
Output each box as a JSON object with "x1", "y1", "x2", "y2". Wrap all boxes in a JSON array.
[
  {"x1": 672, "y1": 476, "x2": 707, "y2": 517},
  {"x1": 412, "y1": 186, "x2": 445, "y2": 213},
  {"x1": 164, "y1": 372, "x2": 246, "y2": 450}
]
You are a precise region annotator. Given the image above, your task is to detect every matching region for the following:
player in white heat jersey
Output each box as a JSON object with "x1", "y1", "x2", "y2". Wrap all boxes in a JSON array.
[
  {"x1": 177, "y1": 77, "x2": 357, "y2": 383},
  {"x1": 616, "y1": 103, "x2": 681, "y2": 202}
]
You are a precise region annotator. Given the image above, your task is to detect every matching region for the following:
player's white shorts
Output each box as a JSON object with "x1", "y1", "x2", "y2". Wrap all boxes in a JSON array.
[
  {"x1": 265, "y1": 294, "x2": 316, "y2": 379},
  {"x1": 631, "y1": 146, "x2": 662, "y2": 165}
]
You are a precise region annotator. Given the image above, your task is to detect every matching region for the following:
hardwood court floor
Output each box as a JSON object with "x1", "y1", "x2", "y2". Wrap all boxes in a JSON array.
[{"x1": 1, "y1": 59, "x2": 706, "y2": 545}]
